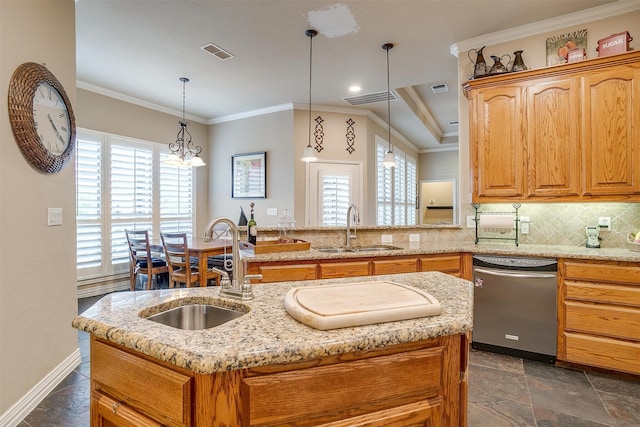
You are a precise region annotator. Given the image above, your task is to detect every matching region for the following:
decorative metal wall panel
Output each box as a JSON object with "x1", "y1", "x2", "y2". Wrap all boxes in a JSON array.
[
  {"x1": 346, "y1": 118, "x2": 356, "y2": 154},
  {"x1": 314, "y1": 115, "x2": 324, "y2": 152}
]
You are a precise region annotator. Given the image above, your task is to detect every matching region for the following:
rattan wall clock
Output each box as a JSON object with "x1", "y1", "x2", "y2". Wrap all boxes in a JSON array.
[{"x1": 8, "y1": 62, "x2": 76, "y2": 174}]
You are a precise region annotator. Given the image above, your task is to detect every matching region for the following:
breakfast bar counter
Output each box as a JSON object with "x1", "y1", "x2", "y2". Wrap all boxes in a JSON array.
[{"x1": 73, "y1": 272, "x2": 472, "y2": 426}]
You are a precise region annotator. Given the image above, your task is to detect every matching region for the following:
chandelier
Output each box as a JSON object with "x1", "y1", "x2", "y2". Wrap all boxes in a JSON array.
[{"x1": 163, "y1": 77, "x2": 205, "y2": 167}]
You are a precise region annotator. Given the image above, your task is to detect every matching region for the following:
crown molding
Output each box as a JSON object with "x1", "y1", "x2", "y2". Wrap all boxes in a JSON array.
[
  {"x1": 77, "y1": 80, "x2": 208, "y2": 124},
  {"x1": 450, "y1": 0, "x2": 640, "y2": 57},
  {"x1": 420, "y1": 145, "x2": 460, "y2": 154}
]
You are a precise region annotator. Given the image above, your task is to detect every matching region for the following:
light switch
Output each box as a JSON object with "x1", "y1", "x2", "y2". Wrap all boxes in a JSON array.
[
  {"x1": 381, "y1": 234, "x2": 393, "y2": 244},
  {"x1": 48, "y1": 208, "x2": 62, "y2": 226}
]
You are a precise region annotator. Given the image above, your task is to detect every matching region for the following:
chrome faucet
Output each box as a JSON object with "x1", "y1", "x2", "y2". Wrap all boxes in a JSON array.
[
  {"x1": 345, "y1": 203, "x2": 360, "y2": 248},
  {"x1": 203, "y1": 217, "x2": 261, "y2": 300}
]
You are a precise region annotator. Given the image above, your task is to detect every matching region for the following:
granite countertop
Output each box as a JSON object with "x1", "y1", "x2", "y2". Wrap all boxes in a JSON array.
[
  {"x1": 72, "y1": 272, "x2": 473, "y2": 374},
  {"x1": 241, "y1": 242, "x2": 640, "y2": 263}
]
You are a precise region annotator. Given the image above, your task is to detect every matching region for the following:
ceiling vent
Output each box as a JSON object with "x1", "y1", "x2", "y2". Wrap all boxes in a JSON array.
[
  {"x1": 344, "y1": 90, "x2": 397, "y2": 106},
  {"x1": 430, "y1": 83, "x2": 448, "y2": 93},
  {"x1": 200, "y1": 43, "x2": 234, "y2": 60},
  {"x1": 448, "y1": 121, "x2": 459, "y2": 126}
]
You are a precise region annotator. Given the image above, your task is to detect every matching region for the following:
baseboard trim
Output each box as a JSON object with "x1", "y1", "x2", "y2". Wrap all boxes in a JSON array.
[
  {"x1": 77, "y1": 281, "x2": 128, "y2": 299},
  {"x1": 0, "y1": 348, "x2": 81, "y2": 427}
]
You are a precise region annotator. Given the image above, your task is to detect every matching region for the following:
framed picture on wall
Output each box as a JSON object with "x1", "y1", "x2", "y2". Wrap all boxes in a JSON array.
[
  {"x1": 232, "y1": 152, "x2": 267, "y2": 198},
  {"x1": 546, "y1": 29, "x2": 588, "y2": 65}
]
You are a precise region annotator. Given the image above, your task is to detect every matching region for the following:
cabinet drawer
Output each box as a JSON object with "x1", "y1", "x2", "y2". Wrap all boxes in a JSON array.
[
  {"x1": 92, "y1": 340, "x2": 191, "y2": 426},
  {"x1": 566, "y1": 280, "x2": 640, "y2": 307},
  {"x1": 319, "y1": 261, "x2": 370, "y2": 279},
  {"x1": 564, "y1": 262, "x2": 640, "y2": 285},
  {"x1": 92, "y1": 390, "x2": 163, "y2": 427},
  {"x1": 564, "y1": 332, "x2": 640, "y2": 375},
  {"x1": 242, "y1": 347, "x2": 444, "y2": 426},
  {"x1": 565, "y1": 301, "x2": 640, "y2": 340},
  {"x1": 255, "y1": 264, "x2": 317, "y2": 282},
  {"x1": 316, "y1": 399, "x2": 442, "y2": 427},
  {"x1": 374, "y1": 258, "x2": 418, "y2": 275},
  {"x1": 419, "y1": 255, "x2": 461, "y2": 274}
]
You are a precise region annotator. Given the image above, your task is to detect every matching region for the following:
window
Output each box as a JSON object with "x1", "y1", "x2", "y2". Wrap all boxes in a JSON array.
[
  {"x1": 76, "y1": 129, "x2": 194, "y2": 279},
  {"x1": 376, "y1": 139, "x2": 416, "y2": 225}
]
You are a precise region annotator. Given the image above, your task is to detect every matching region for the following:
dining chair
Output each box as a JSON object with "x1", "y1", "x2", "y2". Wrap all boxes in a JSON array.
[
  {"x1": 125, "y1": 229, "x2": 169, "y2": 291},
  {"x1": 160, "y1": 232, "x2": 202, "y2": 288}
]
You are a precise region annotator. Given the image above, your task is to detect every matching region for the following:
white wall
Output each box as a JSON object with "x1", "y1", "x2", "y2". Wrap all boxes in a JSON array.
[{"x1": 0, "y1": 0, "x2": 78, "y2": 418}]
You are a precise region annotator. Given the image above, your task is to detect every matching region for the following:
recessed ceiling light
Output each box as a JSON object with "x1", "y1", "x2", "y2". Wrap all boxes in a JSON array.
[{"x1": 349, "y1": 85, "x2": 362, "y2": 93}]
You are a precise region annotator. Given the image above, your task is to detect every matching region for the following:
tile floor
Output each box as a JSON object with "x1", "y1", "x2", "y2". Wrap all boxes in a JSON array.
[{"x1": 17, "y1": 295, "x2": 640, "y2": 427}]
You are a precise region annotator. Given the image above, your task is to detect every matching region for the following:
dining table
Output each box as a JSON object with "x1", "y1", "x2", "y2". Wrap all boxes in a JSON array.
[{"x1": 151, "y1": 237, "x2": 233, "y2": 287}]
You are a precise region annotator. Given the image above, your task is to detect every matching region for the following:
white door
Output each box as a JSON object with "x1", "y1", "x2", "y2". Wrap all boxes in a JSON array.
[{"x1": 307, "y1": 162, "x2": 362, "y2": 226}]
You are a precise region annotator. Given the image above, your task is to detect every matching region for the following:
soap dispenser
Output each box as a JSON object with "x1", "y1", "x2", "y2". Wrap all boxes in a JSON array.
[{"x1": 277, "y1": 209, "x2": 295, "y2": 244}]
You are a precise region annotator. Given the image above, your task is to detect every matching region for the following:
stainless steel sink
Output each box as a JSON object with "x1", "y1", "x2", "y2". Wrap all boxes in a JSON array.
[
  {"x1": 315, "y1": 246, "x2": 351, "y2": 253},
  {"x1": 146, "y1": 304, "x2": 244, "y2": 330},
  {"x1": 315, "y1": 245, "x2": 401, "y2": 253},
  {"x1": 350, "y1": 245, "x2": 402, "y2": 252}
]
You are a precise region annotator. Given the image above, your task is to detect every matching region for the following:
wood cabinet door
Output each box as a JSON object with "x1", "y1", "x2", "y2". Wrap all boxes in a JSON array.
[
  {"x1": 252, "y1": 263, "x2": 317, "y2": 283},
  {"x1": 92, "y1": 390, "x2": 163, "y2": 427},
  {"x1": 527, "y1": 77, "x2": 581, "y2": 197},
  {"x1": 583, "y1": 65, "x2": 640, "y2": 195},
  {"x1": 471, "y1": 85, "x2": 526, "y2": 199}
]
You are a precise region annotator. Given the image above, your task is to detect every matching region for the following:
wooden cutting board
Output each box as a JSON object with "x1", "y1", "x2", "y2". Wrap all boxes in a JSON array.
[{"x1": 284, "y1": 281, "x2": 442, "y2": 330}]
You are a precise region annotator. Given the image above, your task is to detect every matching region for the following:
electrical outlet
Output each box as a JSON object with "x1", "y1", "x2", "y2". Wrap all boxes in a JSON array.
[
  {"x1": 466, "y1": 216, "x2": 476, "y2": 228},
  {"x1": 409, "y1": 234, "x2": 420, "y2": 243},
  {"x1": 598, "y1": 216, "x2": 611, "y2": 231},
  {"x1": 266, "y1": 208, "x2": 278, "y2": 216},
  {"x1": 381, "y1": 234, "x2": 393, "y2": 244},
  {"x1": 48, "y1": 208, "x2": 62, "y2": 226},
  {"x1": 520, "y1": 216, "x2": 530, "y2": 223},
  {"x1": 521, "y1": 222, "x2": 529, "y2": 234}
]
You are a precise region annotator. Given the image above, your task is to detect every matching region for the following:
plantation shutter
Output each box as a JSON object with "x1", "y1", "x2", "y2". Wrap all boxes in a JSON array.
[
  {"x1": 76, "y1": 135, "x2": 103, "y2": 273},
  {"x1": 160, "y1": 154, "x2": 194, "y2": 236}
]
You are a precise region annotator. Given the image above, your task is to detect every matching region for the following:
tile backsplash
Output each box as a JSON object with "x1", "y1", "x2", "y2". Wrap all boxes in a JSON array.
[
  {"x1": 260, "y1": 203, "x2": 639, "y2": 249},
  {"x1": 467, "y1": 202, "x2": 640, "y2": 248}
]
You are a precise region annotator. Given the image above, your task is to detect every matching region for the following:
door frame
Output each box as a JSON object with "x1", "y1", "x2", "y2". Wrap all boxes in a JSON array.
[{"x1": 305, "y1": 160, "x2": 364, "y2": 226}]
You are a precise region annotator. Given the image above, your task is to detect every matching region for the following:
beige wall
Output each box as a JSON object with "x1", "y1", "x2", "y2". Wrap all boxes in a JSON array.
[
  {"x1": 293, "y1": 109, "x2": 371, "y2": 225},
  {"x1": 209, "y1": 110, "x2": 295, "y2": 227},
  {"x1": 77, "y1": 89, "x2": 210, "y2": 234},
  {"x1": 0, "y1": 0, "x2": 78, "y2": 417}
]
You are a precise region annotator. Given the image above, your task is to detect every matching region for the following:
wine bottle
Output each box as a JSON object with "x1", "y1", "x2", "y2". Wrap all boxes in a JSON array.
[{"x1": 248, "y1": 202, "x2": 257, "y2": 245}]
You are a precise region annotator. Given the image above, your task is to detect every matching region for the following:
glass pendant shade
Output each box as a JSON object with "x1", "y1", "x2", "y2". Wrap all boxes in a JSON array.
[
  {"x1": 302, "y1": 145, "x2": 318, "y2": 162},
  {"x1": 383, "y1": 151, "x2": 396, "y2": 168}
]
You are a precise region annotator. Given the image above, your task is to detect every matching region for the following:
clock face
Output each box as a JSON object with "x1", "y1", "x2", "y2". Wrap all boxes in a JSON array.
[{"x1": 32, "y1": 82, "x2": 71, "y2": 156}]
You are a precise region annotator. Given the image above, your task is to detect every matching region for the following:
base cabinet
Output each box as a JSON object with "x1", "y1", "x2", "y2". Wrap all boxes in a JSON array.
[
  {"x1": 558, "y1": 259, "x2": 640, "y2": 375},
  {"x1": 90, "y1": 335, "x2": 468, "y2": 426},
  {"x1": 246, "y1": 253, "x2": 464, "y2": 283}
]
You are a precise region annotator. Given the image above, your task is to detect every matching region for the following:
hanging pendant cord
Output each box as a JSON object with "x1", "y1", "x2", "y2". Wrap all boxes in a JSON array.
[
  {"x1": 385, "y1": 44, "x2": 392, "y2": 152},
  {"x1": 306, "y1": 30, "x2": 317, "y2": 149}
]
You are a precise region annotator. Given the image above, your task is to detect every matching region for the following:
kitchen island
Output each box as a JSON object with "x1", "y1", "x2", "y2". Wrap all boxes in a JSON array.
[{"x1": 73, "y1": 272, "x2": 473, "y2": 427}]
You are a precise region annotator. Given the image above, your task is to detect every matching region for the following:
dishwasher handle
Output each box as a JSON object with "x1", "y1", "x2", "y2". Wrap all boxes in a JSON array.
[{"x1": 473, "y1": 266, "x2": 557, "y2": 280}]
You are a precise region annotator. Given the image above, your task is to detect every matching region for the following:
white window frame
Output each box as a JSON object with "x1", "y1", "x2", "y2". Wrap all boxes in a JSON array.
[
  {"x1": 76, "y1": 129, "x2": 196, "y2": 280},
  {"x1": 376, "y1": 137, "x2": 417, "y2": 226}
]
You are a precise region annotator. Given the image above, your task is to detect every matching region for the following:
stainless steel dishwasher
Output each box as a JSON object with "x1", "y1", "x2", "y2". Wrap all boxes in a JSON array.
[{"x1": 472, "y1": 255, "x2": 558, "y2": 363}]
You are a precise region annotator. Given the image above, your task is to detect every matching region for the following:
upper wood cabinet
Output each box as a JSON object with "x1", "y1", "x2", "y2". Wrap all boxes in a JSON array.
[
  {"x1": 583, "y1": 65, "x2": 640, "y2": 196},
  {"x1": 465, "y1": 50, "x2": 640, "y2": 202},
  {"x1": 471, "y1": 85, "x2": 526, "y2": 198}
]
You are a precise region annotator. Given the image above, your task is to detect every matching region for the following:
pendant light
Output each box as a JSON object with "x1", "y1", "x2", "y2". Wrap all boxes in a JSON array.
[
  {"x1": 382, "y1": 43, "x2": 396, "y2": 168},
  {"x1": 163, "y1": 77, "x2": 205, "y2": 167},
  {"x1": 301, "y1": 29, "x2": 318, "y2": 162}
]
